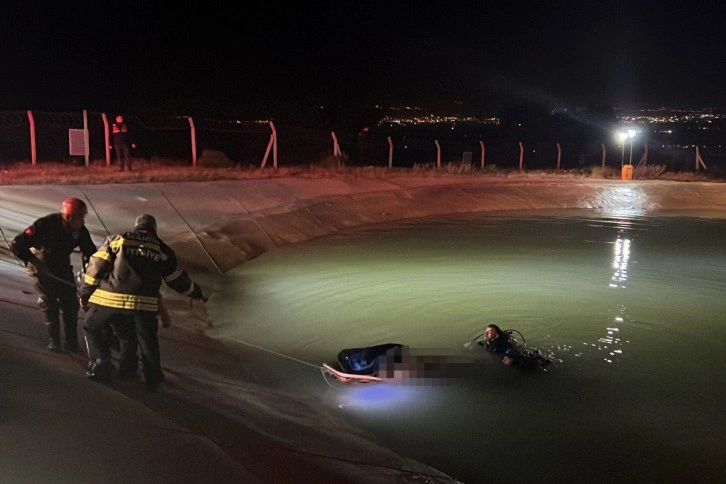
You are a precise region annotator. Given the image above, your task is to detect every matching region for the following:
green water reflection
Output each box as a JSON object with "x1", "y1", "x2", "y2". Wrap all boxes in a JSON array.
[{"x1": 212, "y1": 213, "x2": 726, "y2": 483}]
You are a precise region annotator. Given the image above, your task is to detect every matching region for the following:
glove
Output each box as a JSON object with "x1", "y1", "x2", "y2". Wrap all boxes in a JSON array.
[
  {"x1": 75, "y1": 270, "x2": 85, "y2": 288},
  {"x1": 31, "y1": 259, "x2": 49, "y2": 277},
  {"x1": 189, "y1": 282, "x2": 205, "y2": 300},
  {"x1": 79, "y1": 296, "x2": 89, "y2": 312}
]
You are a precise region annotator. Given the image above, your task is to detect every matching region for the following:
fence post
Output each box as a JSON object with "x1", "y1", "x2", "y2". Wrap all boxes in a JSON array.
[
  {"x1": 696, "y1": 147, "x2": 700, "y2": 171},
  {"x1": 435, "y1": 140, "x2": 441, "y2": 170},
  {"x1": 271, "y1": 121, "x2": 278, "y2": 169},
  {"x1": 556, "y1": 142, "x2": 562, "y2": 171},
  {"x1": 387, "y1": 136, "x2": 393, "y2": 168},
  {"x1": 83, "y1": 110, "x2": 90, "y2": 167},
  {"x1": 187, "y1": 116, "x2": 197, "y2": 167},
  {"x1": 601, "y1": 143, "x2": 606, "y2": 170},
  {"x1": 637, "y1": 143, "x2": 648, "y2": 167},
  {"x1": 331, "y1": 131, "x2": 341, "y2": 156},
  {"x1": 261, "y1": 134, "x2": 273, "y2": 168},
  {"x1": 695, "y1": 146, "x2": 707, "y2": 171},
  {"x1": 519, "y1": 141, "x2": 524, "y2": 172},
  {"x1": 27, "y1": 111, "x2": 37, "y2": 166},
  {"x1": 261, "y1": 121, "x2": 278, "y2": 169},
  {"x1": 480, "y1": 140, "x2": 485, "y2": 170},
  {"x1": 102, "y1": 113, "x2": 111, "y2": 167}
]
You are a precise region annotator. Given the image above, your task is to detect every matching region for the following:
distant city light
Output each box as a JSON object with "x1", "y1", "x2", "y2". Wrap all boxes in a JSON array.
[{"x1": 378, "y1": 111, "x2": 500, "y2": 127}]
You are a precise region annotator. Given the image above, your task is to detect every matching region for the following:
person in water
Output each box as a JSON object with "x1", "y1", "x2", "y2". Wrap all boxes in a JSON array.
[
  {"x1": 502, "y1": 347, "x2": 551, "y2": 371},
  {"x1": 478, "y1": 323, "x2": 513, "y2": 353},
  {"x1": 478, "y1": 323, "x2": 551, "y2": 371}
]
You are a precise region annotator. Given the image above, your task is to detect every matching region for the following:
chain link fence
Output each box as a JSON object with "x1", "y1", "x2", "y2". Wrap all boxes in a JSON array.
[{"x1": 1, "y1": 110, "x2": 723, "y2": 174}]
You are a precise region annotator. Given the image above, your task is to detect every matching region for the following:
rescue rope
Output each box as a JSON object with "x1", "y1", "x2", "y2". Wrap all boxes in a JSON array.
[
  {"x1": 226, "y1": 337, "x2": 319, "y2": 369},
  {"x1": 229, "y1": 195, "x2": 278, "y2": 249},
  {"x1": 0, "y1": 225, "x2": 82, "y2": 289},
  {"x1": 81, "y1": 191, "x2": 111, "y2": 236},
  {"x1": 0, "y1": 225, "x2": 23, "y2": 266},
  {"x1": 159, "y1": 189, "x2": 223, "y2": 274}
]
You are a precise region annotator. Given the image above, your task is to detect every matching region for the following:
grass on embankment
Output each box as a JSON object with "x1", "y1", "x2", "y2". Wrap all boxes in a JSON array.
[{"x1": 0, "y1": 158, "x2": 715, "y2": 186}]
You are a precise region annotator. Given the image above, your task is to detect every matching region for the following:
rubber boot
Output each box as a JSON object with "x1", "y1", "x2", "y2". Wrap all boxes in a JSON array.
[
  {"x1": 86, "y1": 359, "x2": 114, "y2": 381},
  {"x1": 64, "y1": 320, "x2": 81, "y2": 354},
  {"x1": 46, "y1": 322, "x2": 61, "y2": 351}
]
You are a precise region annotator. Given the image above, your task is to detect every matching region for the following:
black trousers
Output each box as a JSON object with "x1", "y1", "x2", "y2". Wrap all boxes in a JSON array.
[
  {"x1": 114, "y1": 143, "x2": 132, "y2": 170},
  {"x1": 83, "y1": 305, "x2": 163, "y2": 385},
  {"x1": 32, "y1": 271, "x2": 79, "y2": 345}
]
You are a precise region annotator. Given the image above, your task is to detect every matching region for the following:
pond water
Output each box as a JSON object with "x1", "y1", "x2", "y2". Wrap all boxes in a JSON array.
[{"x1": 211, "y1": 211, "x2": 726, "y2": 483}]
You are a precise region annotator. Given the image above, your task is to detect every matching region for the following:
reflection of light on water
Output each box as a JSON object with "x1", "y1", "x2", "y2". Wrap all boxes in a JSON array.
[
  {"x1": 596, "y1": 185, "x2": 649, "y2": 217},
  {"x1": 595, "y1": 224, "x2": 633, "y2": 363},
  {"x1": 597, "y1": 327, "x2": 623, "y2": 363},
  {"x1": 332, "y1": 384, "x2": 428, "y2": 414},
  {"x1": 609, "y1": 237, "x2": 631, "y2": 288}
]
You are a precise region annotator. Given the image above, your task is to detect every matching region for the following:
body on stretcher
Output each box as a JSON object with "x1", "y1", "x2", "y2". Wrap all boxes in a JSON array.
[
  {"x1": 321, "y1": 343, "x2": 403, "y2": 384},
  {"x1": 321, "y1": 361, "x2": 384, "y2": 383}
]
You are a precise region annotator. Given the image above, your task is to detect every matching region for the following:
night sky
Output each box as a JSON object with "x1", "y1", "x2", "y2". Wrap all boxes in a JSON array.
[{"x1": 2, "y1": 1, "x2": 726, "y2": 119}]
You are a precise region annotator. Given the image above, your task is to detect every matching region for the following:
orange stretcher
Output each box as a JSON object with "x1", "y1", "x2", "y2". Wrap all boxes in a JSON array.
[{"x1": 321, "y1": 361, "x2": 384, "y2": 384}]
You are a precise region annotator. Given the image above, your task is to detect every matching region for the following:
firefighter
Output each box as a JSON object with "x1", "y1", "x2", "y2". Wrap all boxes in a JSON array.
[
  {"x1": 11, "y1": 197, "x2": 97, "y2": 352},
  {"x1": 110, "y1": 114, "x2": 136, "y2": 171},
  {"x1": 80, "y1": 214, "x2": 206, "y2": 390}
]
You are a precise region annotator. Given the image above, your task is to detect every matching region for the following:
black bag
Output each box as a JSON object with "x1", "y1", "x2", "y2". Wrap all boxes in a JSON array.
[{"x1": 337, "y1": 343, "x2": 404, "y2": 375}]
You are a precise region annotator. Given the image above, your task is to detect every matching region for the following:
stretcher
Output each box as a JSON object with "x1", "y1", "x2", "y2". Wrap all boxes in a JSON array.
[{"x1": 321, "y1": 361, "x2": 384, "y2": 384}]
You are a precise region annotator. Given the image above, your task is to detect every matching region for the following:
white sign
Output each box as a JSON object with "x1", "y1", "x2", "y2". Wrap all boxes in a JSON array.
[{"x1": 69, "y1": 129, "x2": 87, "y2": 156}]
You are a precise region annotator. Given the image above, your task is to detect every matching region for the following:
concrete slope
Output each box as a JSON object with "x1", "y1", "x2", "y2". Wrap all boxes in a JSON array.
[{"x1": 2, "y1": 176, "x2": 726, "y2": 484}]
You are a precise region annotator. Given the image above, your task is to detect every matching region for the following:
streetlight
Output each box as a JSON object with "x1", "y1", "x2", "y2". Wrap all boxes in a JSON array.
[
  {"x1": 617, "y1": 131, "x2": 628, "y2": 167},
  {"x1": 627, "y1": 129, "x2": 637, "y2": 165}
]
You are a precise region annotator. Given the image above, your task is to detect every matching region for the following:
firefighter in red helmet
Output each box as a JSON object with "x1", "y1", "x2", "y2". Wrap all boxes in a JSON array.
[{"x1": 11, "y1": 197, "x2": 97, "y2": 352}]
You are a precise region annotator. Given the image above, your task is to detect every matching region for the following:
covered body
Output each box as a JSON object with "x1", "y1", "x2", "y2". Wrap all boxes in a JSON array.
[{"x1": 337, "y1": 343, "x2": 404, "y2": 376}]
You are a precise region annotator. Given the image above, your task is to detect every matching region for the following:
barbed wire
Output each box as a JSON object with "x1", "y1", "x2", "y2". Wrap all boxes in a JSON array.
[
  {"x1": 134, "y1": 116, "x2": 189, "y2": 130},
  {"x1": 0, "y1": 111, "x2": 29, "y2": 128},
  {"x1": 1, "y1": 110, "x2": 723, "y2": 171},
  {"x1": 194, "y1": 117, "x2": 270, "y2": 133},
  {"x1": 0, "y1": 110, "x2": 273, "y2": 134},
  {"x1": 33, "y1": 112, "x2": 83, "y2": 128}
]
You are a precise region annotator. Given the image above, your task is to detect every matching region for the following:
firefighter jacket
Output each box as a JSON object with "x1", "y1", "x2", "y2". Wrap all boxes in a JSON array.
[
  {"x1": 80, "y1": 228, "x2": 203, "y2": 312},
  {"x1": 11, "y1": 213, "x2": 97, "y2": 280}
]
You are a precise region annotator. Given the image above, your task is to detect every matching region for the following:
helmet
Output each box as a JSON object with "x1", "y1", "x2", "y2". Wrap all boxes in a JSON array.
[
  {"x1": 134, "y1": 214, "x2": 157, "y2": 233},
  {"x1": 61, "y1": 197, "x2": 87, "y2": 218},
  {"x1": 115, "y1": 115, "x2": 124, "y2": 123}
]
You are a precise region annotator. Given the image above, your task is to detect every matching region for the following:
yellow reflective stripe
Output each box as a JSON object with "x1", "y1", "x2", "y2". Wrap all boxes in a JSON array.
[
  {"x1": 88, "y1": 289, "x2": 158, "y2": 312},
  {"x1": 92, "y1": 250, "x2": 111, "y2": 261},
  {"x1": 165, "y1": 269, "x2": 183, "y2": 282},
  {"x1": 84, "y1": 274, "x2": 99, "y2": 285},
  {"x1": 109, "y1": 237, "x2": 125, "y2": 250}
]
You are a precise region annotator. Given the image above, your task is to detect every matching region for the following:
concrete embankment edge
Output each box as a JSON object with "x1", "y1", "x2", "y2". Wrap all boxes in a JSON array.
[
  {"x1": 3, "y1": 177, "x2": 726, "y2": 275},
  {"x1": 175, "y1": 177, "x2": 726, "y2": 273}
]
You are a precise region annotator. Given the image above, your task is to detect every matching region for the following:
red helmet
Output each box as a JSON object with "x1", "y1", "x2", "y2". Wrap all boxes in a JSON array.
[{"x1": 61, "y1": 197, "x2": 88, "y2": 218}]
